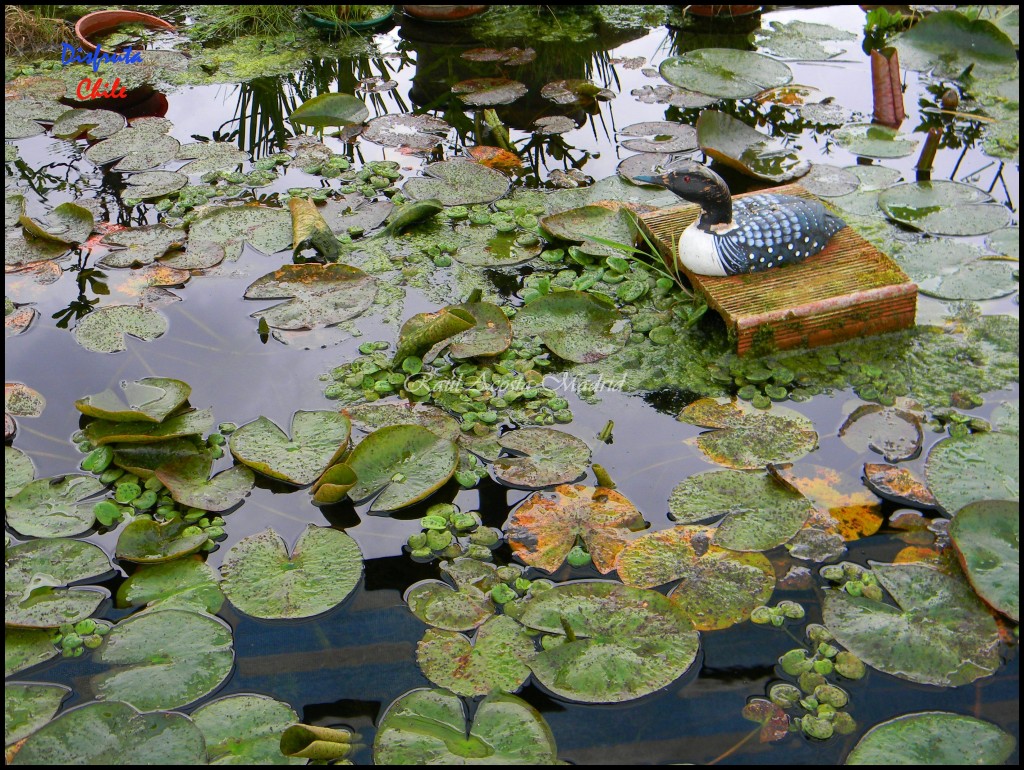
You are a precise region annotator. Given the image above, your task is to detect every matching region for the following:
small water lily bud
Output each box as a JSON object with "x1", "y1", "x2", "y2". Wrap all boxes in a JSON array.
[
  {"x1": 940, "y1": 88, "x2": 959, "y2": 110},
  {"x1": 769, "y1": 683, "x2": 802, "y2": 709},
  {"x1": 834, "y1": 651, "x2": 866, "y2": 680},
  {"x1": 566, "y1": 545, "x2": 592, "y2": 568}
]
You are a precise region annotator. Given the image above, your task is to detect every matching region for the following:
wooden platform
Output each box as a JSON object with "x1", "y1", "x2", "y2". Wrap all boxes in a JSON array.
[{"x1": 637, "y1": 183, "x2": 917, "y2": 356}]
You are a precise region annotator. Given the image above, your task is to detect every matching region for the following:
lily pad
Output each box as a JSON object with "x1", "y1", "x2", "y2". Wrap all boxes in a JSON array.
[
  {"x1": 509, "y1": 581, "x2": 699, "y2": 703},
  {"x1": 156, "y1": 454, "x2": 255, "y2": 512},
  {"x1": 618, "y1": 152, "x2": 699, "y2": 186},
  {"x1": 346, "y1": 424, "x2": 459, "y2": 512},
  {"x1": 669, "y1": 470, "x2": 814, "y2": 551},
  {"x1": 678, "y1": 398, "x2": 818, "y2": 469},
  {"x1": 20, "y1": 203, "x2": 94, "y2": 246},
  {"x1": 176, "y1": 142, "x2": 249, "y2": 175},
  {"x1": 289, "y1": 197, "x2": 339, "y2": 260},
  {"x1": 93, "y1": 608, "x2": 234, "y2": 711},
  {"x1": 362, "y1": 114, "x2": 451, "y2": 151},
  {"x1": 394, "y1": 307, "x2": 475, "y2": 365},
  {"x1": 5, "y1": 629, "x2": 59, "y2": 677},
  {"x1": 72, "y1": 304, "x2": 168, "y2": 353},
  {"x1": 84, "y1": 117, "x2": 181, "y2": 172},
  {"x1": 514, "y1": 290, "x2": 630, "y2": 364},
  {"x1": 492, "y1": 427, "x2": 591, "y2": 488},
  {"x1": 310, "y1": 463, "x2": 358, "y2": 505},
  {"x1": 9, "y1": 701, "x2": 207, "y2": 765},
  {"x1": 878, "y1": 181, "x2": 1012, "y2": 236},
  {"x1": 4, "y1": 232, "x2": 69, "y2": 268},
  {"x1": 863, "y1": 463, "x2": 938, "y2": 509},
  {"x1": 220, "y1": 526, "x2": 362, "y2": 620},
  {"x1": 5, "y1": 538, "x2": 110, "y2": 628},
  {"x1": 894, "y1": 239, "x2": 1018, "y2": 300},
  {"x1": 344, "y1": 402, "x2": 461, "y2": 442},
  {"x1": 320, "y1": 194, "x2": 393, "y2": 236},
  {"x1": 799, "y1": 164, "x2": 860, "y2": 198},
  {"x1": 113, "y1": 439, "x2": 211, "y2": 479},
  {"x1": 5, "y1": 445, "x2": 35, "y2": 499},
  {"x1": 533, "y1": 115, "x2": 578, "y2": 134},
  {"x1": 245, "y1": 263, "x2": 377, "y2": 331},
  {"x1": 895, "y1": 10, "x2": 1017, "y2": 79},
  {"x1": 75, "y1": 377, "x2": 190, "y2": 423},
  {"x1": 924, "y1": 431, "x2": 1019, "y2": 515},
  {"x1": 452, "y1": 78, "x2": 528, "y2": 106},
  {"x1": 404, "y1": 579, "x2": 495, "y2": 632},
  {"x1": 846, "y1": 711, "x2": 1016, "y2": 765},
  {"x1": 833, "y1": 123, "x2": 919, "y2": 159},
  {"x1": 100, "y1": 225, "x2": 186, "y2": 268},
  {"x1": 949, "y1": 499, "x2": 1018, "y2": 621},
  {"x1": 6, "y1": 474, "x2": 106, "y2": 538},
  {"x1": 374, "y1": 689, "x2": 558, "y2": 765},
  {"x1": 192, "y1": 694, "x2": 302, "y2": 765},
  {"x1": 404, "y1": 160, "x2": 511, "y2": 206},
  {"x1": 186, "y1": 205, "x2": 292, "y2": 262},
  {"x1": 5, "y1": 301, "x2": 37, "y2": 337},
  {"x1": 229, "y1": 411, "x2": 350, "y2": 486},
  {"x1": 631, "y1": 83, "x2": 717, "y2": 109},
  {"x1": 540, "y1": 203, "x2": 640, "y2": 258},
  {"x1": 83, "y1": 408, "x2": 212, "y2": 446},
  {"x1": 755, "y1": 20, "x2": 856, "y2": 61},
  {"x1": 123, "y1": 171, "x2": 188, "y2": 201},
  {"x1": 822, "y1": 561, "x2": 1001, "y2": 687},
  {"x1": 540, "y1": 79, "x2": 614, "y2": 105},
  {"x1": 987, "y1": 227, "x2": 1019, "y2": 259},
  {"x1": 116, "y1": 556, "x2": 224, "y2": 614},
  {"x1": 504, "y1": 484, "x2": 647, "y2": 573},
  {"x1": 5, "y1": 382, "x2": 45, "y2": 417},
  {"x1": 769, "y1": 464, "x2": 884, "y2": 542},
  {"x1": 660, "y1": 49, "x2": 793, "y2": 99},
  {"x1": 5, "y1": 98, "x2": 66, "y2": 139},
  {"x1": 52, "y1": 108, "x2": 126, "y2": 140},
  {"x1": 5, "y1": 682, "x2": 72, "y2": 746},
  {"x1": 448, "y1": 301, "x2": 513, "y2": 359},
  {"x1": 289, "y1": 93, "x2": 369, "y2": 128},
  {"x1": 697, "y1": 111, "x2": 810, "y2": 182},
  {"x1": 416, "y1": 615, "x2": 536, "y2": 697},
  {"x1": 618, "y1": 121, "x2": 699, "y2": 154},
  {"x1": 839, "y1": 404, "x2": 923, "y2": 462},
  {"x1": 115, "y1": 517, "x2": 211, "y2": 563}
]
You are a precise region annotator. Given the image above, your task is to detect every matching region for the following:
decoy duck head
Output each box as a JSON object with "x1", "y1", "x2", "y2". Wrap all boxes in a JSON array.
[{"x1": 635, "y1": 161, "x2": 733, "y2": 226}]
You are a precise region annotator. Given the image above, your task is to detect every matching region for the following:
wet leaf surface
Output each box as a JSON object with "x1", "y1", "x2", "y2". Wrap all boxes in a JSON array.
[
  {"x1": 894, "y1": 240, "x2": 1018, "y2": 301},
  {"x1": 186, "y1": 205, "x2": 292, "y2": 262},
  {"x1": 448, "y1": 301, "x2": 513, "y2": 359},
  {"x1": 245, "y1": 263, "x2": 377, "y2": 330},
  {"x1": 229, "y1": 411, "x2": 350, "y2": 486},
  {"x1": 116, "y1": 556, "x2": 224, "y2": 614},
  {"x1": 156, "y1": 454, "x2": 255, "y2": 511},
  {"x1": 540, "y1": 203, "x2": 639, "y2": 257},
  {"x1": 660, "y1": 49, "x2": 793, "y2": 99},
  {"x1": 755, "y1": 20, "x2": 856, "y2": 60},
  {"x1": 115, "y1": 517, "x2": 211, "y2": 563},
  {"x1": 394, "y1": 307, "x2": 475, "y2": 364},
  {"x1": 3, "y1": 232, "x2": 69, "y2": 268},
  {"x1": 741, "y1": 698, "x2": 790, "y2": 743},
  {"x1": 175, "y1": 142, "x2": 249, "y2": 175},
  {"x1": 193, "y1": 693, "x2": 303, "y2": 765},
  {"x1": 5, "y1": 474, "x2": 106, "y2": 538},
  {"x1": 84, "y1": 117, "x2": 181, "y2": 171},
  {"x1": 895, "y1": 10, "x2": 1017, "y2": 78},
  {"x1": 4, "y1": 682, "x2": 71, "y2": 746},
  {"x1": 5, "y1": 629, "x2": 59, "y2": 678},
  {"x1": 832, "y1": 123, "x2": 919, "y2": 159},
  {"x1": 100, "y1": 224, "x2": 186, "y2": 268},
  {"x1": 493, "y1": 428, "x2": 591, "y2": 488},
  {"x1": 618, "y1": 121, "x2": 698, "y2": 153},
  {"x1": 404, "y1": 580, "x2": 495, "y2": 632},
  {"x1": 20, "y1": 202, "x2": 94, "y2": 246},
  {"x1": 799, "y1": 163, "x2": 860, "y2": 198},
  {"x1": 5, "y1": 538, "x2": 110, "y2": 628},
  {"x1": 863, "y1": 463, "x2": 938, "y2": 509},
  {"x1": 5, "y1": 445, "x2": 35, "y2": 499},
  {"x1": 466, "y1": 146, "x2": 522, "y2": 173},
  {"x1": 72, "y1": 304, "x2": 169, "y2": 353},
  {"x1": 924, "y1": 431, "x2": 1019, "y2": 515},
  {"x1": 540, "y1": 79, "x2": 614, "y2": 105},
  {"x1": 949, "y1": 499, "x2": 1018, "y2": 621},
  {"x1": 52, "y1": 108, "x2": 126, "y2": 140},
  {"x1": 83, "y1": 407, "x2": 213, "y2": 446},
  {"x1": 123, "y1": 170, "x2": 188, "y2": 201},
  {"x1": 5, "y1": 382, "x2": 45, "y2": 417},
  {"x1": 362, "y1": 114, "x2": 451, "y2": 151},
  {"x1": 879, "y1": 181, "x2": 1012, "y2": 236},
  {"x1": 514, "y1": 290, "x2": 630, "y2": 363},
  {"x1": 769, "y1": 464, "x2": 884, "y2": 541},
  {"x1": 344, "y1": 402, "x2": 461, "y2": 442},
  {"x1": 5, "y1": 97, "x2": 65, "y2": 139},
  {"x1": 404, "y1": 160, "x2": 511, "y2": 206},
  {"x1": 75, "y1": 377, "x2": 190, "y2": 423},
  {"x1": 847, "y1": 711, "x2": 1016, "y2": 765},
  {"x1": 289, "y1": 93, "x2": 369, "y2": 128},
  {"x1": 698, "y1": 111, "x2": 810, "y2": 182},
  {"x1": 839, "y1": 404, "x2": 923, "y2": 462},
  {"x1": 452, "y1": 77, "x2": 528, "y2": 106}
]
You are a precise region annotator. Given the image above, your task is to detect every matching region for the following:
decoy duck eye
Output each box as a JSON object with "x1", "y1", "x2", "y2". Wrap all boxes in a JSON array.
[{"x1": 683, "y1": 175, "x2": 691, "y2": 183}]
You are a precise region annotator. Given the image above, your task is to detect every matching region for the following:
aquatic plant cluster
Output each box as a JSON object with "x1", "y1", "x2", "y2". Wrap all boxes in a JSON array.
[{"x1": 4, "y1": 4, "x2": 1019, "y2": 765}]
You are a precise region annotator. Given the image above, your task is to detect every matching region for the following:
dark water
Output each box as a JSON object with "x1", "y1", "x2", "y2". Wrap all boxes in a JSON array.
[{"x1": 5, "y1": 6, "x2": 1019, "y2": 764}]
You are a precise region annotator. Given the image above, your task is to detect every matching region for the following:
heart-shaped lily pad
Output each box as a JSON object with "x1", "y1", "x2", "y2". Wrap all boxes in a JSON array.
[
  {"x1": 5, "y1": 538, "x2": 111, "y2": 628},
  {"x1": 404, "y1": 160, "x2": 511, "y2": 206},
  {"x1": 156, "y1": 454, "x2": 255, "y2": 512},
  {"x1": 924, "y1": 431, "x2": 1019, "y2": 515},
  {"x1": 660, "y1": 49, "x2": 793, "y2": 99},
  {"x1": 949, "y1": 499, "x2": 1018, "y2": 621},
  {"x1": 84, "y1": 408, "x2": 212, "y2": 446},
  {"x1": 4, "y1": 682, "x2": 71, "y2": 746},
  {"x1": 697, "y1": 111, "x2": 810, "y2": 182},
  {"x1": 505, "y1": 484, "x2": 647, "y2": 573},
  {"x1": 289, "y1": 93, "x2": 369, "y2": 128},
  {"x1": 448, "y1": 301, "x2": 513, "y2": 359},
  {"x1": 508, "y1": 581, "x2": 699, "y2": 703},
  {"x1": 514, "y1": 290, "x2": 630, "y2": 363},
  {"x1": 846, "y1": 711, "x2": 1016, "y2": 765},
  {"x1": 100, "y1": 225, "x2": 186, "y2": 268},
  {"x1": 452, "y1": 77, "x2": 528, "y2": 106},
  {"x1": 244, "y1": 264, "x2": 378, "y2": 331},
  {"x1": 669, "y1": 470, "x2": 815, "y2": 551},
  {"x1": 93, "y1": 608, "x2": 234, "y2": 711},
  {"x1": 374, "y1": 689, "x2": 558, "y2": 765},
  {"x1": 84, "y1": 117, "x2": 181, "y2": 171},
  {"x1": 833, "y1": 123, "x2": 919, "y2": 159},
  {"x1": 20, "y1": 203, "x2": 94, "y2": 246},
  {"x1": 878, "y1": 181, "x2": 1012, "y2": 236},
  {"x1": 72, "y1": 304, "x2": 169, "y2": 353},
  {"x1": 822, "y1": 561, "x2": 1000, "y2": 687},
  {"x1": 186, "y1": 205, "x2": 292, "y2": 262},
  {"x1": 416, "y1": 615, "x2": 536, "y2": 697},
  {"x1": 492, "y1": 428, "x2": 591, "y2": 488},
  {"x1": 175, "y1": 142, "x2": 249, "y2": 175},
  {"x1": 115, "y1": 517, "x2": 211, "y2": 563},
  {"x1": 123, "y1": 171, "x2": 188, "y2": 201},
  {"x1": 116, "y1": 556, "x2": 224, "y2": 614},
  {"x1": 6, "y1": 474, "x2": 106, "y2": 538},
  {"x1": 539, "y1": 203, "x2": 640, "y2": 258},
  {"x1": 5, "y1": 445, "x2": 35, "y2": 499},
  {"x1": 344, "y1": 402, "x2": 461, "y2": 442},
  {"x1": 839, "y1": 404, "x2": 923, "y2": 463},
  {"x1": 192, "y1": 694, "x2": 303, "y2": 765},
  {"x1": 619, "y1": 121, "x2": 699, "y2": 154},
  {"x1": 362, "y1": 114, "x2": 451, "y2": 151},
  {"x1": 220, "y1": 526, "x2": 363, "y2": 620},
  {"x1": 9, "y1": 700, "x2": 207, "y2": 765},
  {"x1": 404, "y1": 579, "x2": 495, "y2": 632},
  {"x1": 229, "y1": 411, "x2": 350, "y2": 487},
  {"x1": 894, "y1": 9, "x2": 1017, "y2": 78},
  {"x1": 76, "y1": 377, "x2": 190, "y2": 423},
  {"x1": 52, "y1": 107, "x2": 126, "y2": 140},
  {"x1": 6, "y1": 629, "x2": 59, "y2": 677},
  {"x1": 678, "y1": 398, "x2": 818, "y2": 469}
]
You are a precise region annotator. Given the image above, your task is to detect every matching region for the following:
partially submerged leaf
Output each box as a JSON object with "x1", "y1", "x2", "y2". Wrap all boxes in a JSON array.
[
  {"x1": 755, "y1": 20, "x2": 856, "y2": 61},
  {"x1": 229, "y1": 411, "x2": 351, "y2": 486},
  {"x1": 514, "y1": 290, "x2": 630, "y2": 363},
  {"x1": 288, "y1": 198, "x2": 340, "y2": 261},
  {"x1": 540, "y1": 203, "x2": 640, "y2": 258},
  {"x1": 5, "y1": 474, "x2": 106, "y2": 538},
  {"x1": 839, "y1": 404, "x2": 923, "y2": 463},
  {"x1": 393, "y1": 307, "x2": 475, "y2": 365},
  {"x1": 5, "y1": 538, "x2": 110, "y2": 628},
  {"x1": 697, "y1": 111, "x2": 810, "y2": 182},
  {"x1": 833, "y1": 123, "x2": 919, "y2": 159},
  {"x1": 20, "y1": 203, "x2": 94, "y2": 246},
  {"x1": 5, "y1": 445, "x2": 36, "y2": 499},
  {"x1": 72, "y1": 305, "x2": 168, "y2": 353},
  {"x1": 5, "y1": 97, "x2": 66, "y2": 140},
  {"x1": 448, "y1": 301, "x2": 513, "y2": 359},
  {"x1": 405, "y1": 580, "x2": 495, "y2": 632},
  {"x1": 75, "y1": 377, "x2": 190, "y2": 423},
  {"x1": 52, "y1": 108, "x2": 126, "y2": 140},
  {"x1": 492, "y1": 427, "x2": 591, "y2": 488},
  {"x1": 362, "y1": 114, "x2": 451, "y2": 151},
  {"x1": 949, "y1": 499, "x2": 1018, "y2": 621},
  {"x1": 344, "y1": 402, "x2": 461, "y2": 442},
  {"x1": 540, "y1": 79, "x2": 614, "y2": 105},
  {"x1": 878, "y1": 181, "x2": 1012, "y2": 236},
  {"x1": 894, "y1": 240, "x2": 1018, "y2": 301},
  {"x1": 924, "y1": 431, "x2": 1019, "y2": 515},
  {"x1": 175, "y1": 142, "x2": 249, "y2": 175},
  {"x1": 245, "y1": 263, "x2": 377, "y2": 331},
  {"x1": 123, "y1": 171, "x2": 188, "y2": 201},
  {"x1": 83, "y1": 408, "x2": 213, "y2": 446},
  {"x1": 660, "y1": 49, "x2": 793, "y2": 99},
  {"x1": 289, "y1": 93, "x2": 369, "y2": 128},
  {"x1": 863, "y1": 463, "x2": 937, "y2": 509},
  {"x1": 894, "y1": 10, "x2": 1017, "y2": 78},
  {"x1": 187, "y1": 205, "x2": 292, "y2": 262},
  {"x1": 618, "y1": 121, "x2": 698, "y2": 154},
  {"x1": 846, "y1": 711, "x2": 1016, "y2": 765},
  {"x1": 404, "y1": 160, "x2": 511, "y2": 206}
]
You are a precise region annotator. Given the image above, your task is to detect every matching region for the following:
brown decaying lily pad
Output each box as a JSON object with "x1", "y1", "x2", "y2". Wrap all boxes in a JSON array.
[
  {"x1": 863, "y1": 463, "x2": 938, "y2": 509},
  {"x1": 769, "y1": 464, "x2": 883, "y2": 541}
]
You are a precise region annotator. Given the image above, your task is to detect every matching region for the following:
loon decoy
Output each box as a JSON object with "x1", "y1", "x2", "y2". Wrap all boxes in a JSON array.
[{"x1": 636, "y1": 163, "x2": 846, "y2": 277}]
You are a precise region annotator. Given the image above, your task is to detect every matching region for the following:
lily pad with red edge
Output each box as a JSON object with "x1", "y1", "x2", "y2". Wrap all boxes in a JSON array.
[
  {"x1": 220, "y1": 526, "x2": 363, "y2": 620},
  {"x1": 84, "y1": 117, "x2": 181, "y2": 172},
  {"x1": 6, "y1": 629, "x2": 59, "y2": 677},
  {"x1": 9, "y1": 700, "x2": 207, "y2": 765},
  {"x1": 344, "y1": 425, "x2": 459, "y2": 512},
  {"x1": 5, "y1": 538, "x2": 111, "y2": 628},
  {"x1": 75, "y1": 377, "x2": 190, "y2": 423},
  {"x1": 374, "y1": 689, "x2": 558, "y2": 765},
  {"x1": 446, "y1": 301, "x2": 513, "y2": 359},
  {"x1": 514, "y1": 290, "x2": 630, "y2": 364},
  {"x1": 540, "y1": 79, "x2": 614, "y2": 105},
  {"x1": 878, "y1": 181, "x2": 1012, "y2": 237},
  {"x1": 924, "y1": 430, "x2": 1019, "y2": 516},
  {"x1": 192, "y1": 694, "x2": 303, "y2": 766},
  {"x1": 404, "y1": 160, "x2": 511, "y2": 206},
  {"x1": 362, "y1": 114, "x2": 451, "y2": 151},
  {"x1": 839, "y1": 404, "x2": 923, "y2": 462},
  {"x1": 93, "y1": 608, "x2": 234, "y2": 711},
  {"x1": 949, "y1": 499, "x2": 1018, "y2": 621},
  {"x1": 678, "y1": 398, "x2": 818, "y2": 469},
  {"x1": 660, "y1": 49, "x2": 793, "y2": 100},
  {"x1": 618, "y1": 121, "x2": 699, "y2": 154},
  {"x1": 863, "y1": 463, "x2": 938, "y2": 509},
  {"x1": 228, "y1": 411, "x2": 351, "y2": 487},
  {"x1": 116, "y1": 556, "x2": 224, "y2": 614},
  {"x1": 504, "y1": 484, "x2": 647, "y2": 574},
  {"x1": 416, "y1": 615, "x2": 536, "y2": 697},
  {"x1": 492, "y1": 427, "x2": 591, "y2": 489},
  {"x1": 393, "y1": 307, "x2": 475, "y2": 365},
  {"x1": 52, "y1": 107, "x2": 126, "y2": 140},
  {"x1": 846, "y1": 711, "x2": 1016, "y2": 765},
  {"x1": 4, "y1": 682, "x2": 72, "y2": 746},
  {"x1": 344, "y1": 402, "x2": 461, "y2": 442},
  {"x1": 289, "y1": 93, "x2": 369, "y2": 128},
  {"x1": 156, "y1": 454, "x2": 255, "y2": 512},
  {"x1": 5, "y1": 474, "x2": 106, "y2": 538},
  {"x1": 84, "y1": 408, "x2": 212, "y2": 446},
  {"x1": 822, "y1": 561, "x2": 1001, "y2": 687},
  {"x1": 697, "y1": 111, "x2": 810, "y2": 182},
  {"x1": 404, "y1": 579, "x2": 495, "y2": 632},
  {"x1": 186, "y1": 205, "x2": 292, "y2": 262},
  {"x1": 507, "y1": 581, "x2": 699, "y2": 703},
  {"x1": 452, "y1": 77, "x2": 528, "y2": 106},
  {"x1": 741, "y1": 698, "x2": 790, "y2": 742},
  {"x1": 20, "y1": 202, "x2": 94, "y2": 246},
  {"x1": 100, "y1": 224, "x2": 186, "y2": 268},
  {"x1": 5, "y1": 445, "x2": 35, "y2": 499},
  {"x1": 244, "y1": 263, "x2": 378, "y2": 331},
  {"x1": 115, "y1": 517, "x2": 211, "y2": 564},
  {"x1": 540, "y1": 202, "x2": 640, "y2": 258},
  {"x1": 72, "y1": 304, "x2": 169, "y2": 354},
  {"x1": 669, "y1": 470, "x2": 814, "y2": 552}
]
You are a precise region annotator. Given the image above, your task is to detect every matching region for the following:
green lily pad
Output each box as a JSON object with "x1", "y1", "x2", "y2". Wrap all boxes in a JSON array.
[
  {"x1": 156, "y1": 454, "x2": 255, "y2": 512},
  {"x1": 220, "y1": 526, "x2": 363, "y2": 620},
  {"x1": 176, "y1": 142, "x2": 249, "y2": 175},
  {"x1": 84, "y1": 408, "x2": 212, "y2": 446},
  {"x1": 290, "y1": 93, "x2": 369, "y2": 128},
  {"x1": 310, "y1": 463, "x2": 358, "y2": 505},
  {"x1": 678, "y1": 398, "x2": 819, "y2": 469},
  {"x1": 405, "y1": 579, "x2": 495, "y2": 632},
  {"x1": 540, "y1": 79, "x2": 614, "y2": 105},
  {"x1": 660, "y1": 49, "x2": 793, "y2": 99},
  {"x1": 93, "y1": 609, "x2": 234, "y2": 711},
  {"x1": 5, "y1": 474, "x2": 106, "y2": 538},
  {"x1": 115, "y1": 517, "x2": 211, "y2": 563},
  {"x1": 669, "y1": 470, "x2": 815, "y2": 551},
  {"x1": 75, "y1": 377, "x2": 191, "y2": 423},
  {"x1": 84, "y1": 117, "x2": 181, "y2": 172},
  {"x1": 838, "y1": 404, "x2": 923, "y2": 463},
  {"x1": 5, "y1": 445, "x2": 35, "y2": 499},
  {"x1": 416, "y1": 615, "x2": 536, "y2": 697},
  {"x1": 187, "y1": 205, "x2": 292, "y2": 262},
  {"x1": 20, "y1": 203, "x2": 94, "y2": 246},
  {"x1": 4, "y1": 232, "x2": 69, "y2": 268},
  {"x1": 505, "y1": 484, "x2": 647, "y2": 574},
  {"x1": 878, "y1": 181, "x2": 1012, "y2": 236},
  {"x1": 697, "y1": 111, "x2": 810, "y2": 183},
  {"x1": 924, "y1": 431, "x2": 1019, "y2": 515},
  {"x1": 846, "y1": 711, "x2": 1016, "y2": 765},
  {"x1": 113, "y1": 439, "x2": 211, "y2": 479},
  {"x1": 5, "y1": 629, "x2": 59, "y2": 677},
  {"x1": 452, "y1": 77, "x2": 528, "y2": 106},
  {"x1": 949, "y1": 499, "x2": 1018, "y2": 621},
  {"x1": 229, "y1": 411, "x2": 351, "y2": 486},
  {"x1": 5, "y1": 382, "x2": 44, "y2": 417},
  {"x1": 5, "y1": 682, "x2": 72, "y2": 746},
  {"x1": 100, "y1": 225, "x2": 186, "y2": 268},
  {"x1": 5, "y1": 98, "x2": 66, "y2": 139},
  {"x1": 374, "y1": 689, "x2": 558, "y2": 765},
  {"x1": 790, "y1": 164, "x2": 860, "y2": 198},
  {"x1": 514, "y1": 290, "x2": 630, "y2": 364},
  {"x1": 116, "y1": 556, "x2": 224, "y2": 614},
  {"x1": 5, "y1": 538, "x2": 110, "y2": 628},
  {"x1": 52, "y1": 108, "x2": 126, "y2": 140},
  {"x1": 381, "y1": 198, "x2": 444, "y2": 236},
  {"x1": 245, "y1": 263, "x2": 377, "y2": 331},
  {"x1": 123, "y1": 170, "x2": 189, "y2": 201},
  {"x1": 447, "y1": 225, "x2": 543, "y2": 267},
  {"x1": 822, "y1": 561, "x2": 1001, "y2": 687},
  {"x1": 193, "y1": 694, "x2": 302, "y2": 765},
  {"x1": 833, "y1": 123, "x2": 919, "y2": 159},
  {"x1": 509, "y1": 581, "x2": 699, "y2": 703},
  {"x1": 991, "y1": 400, "x2": 1019, "y2": 435},
  {"x1": 404, "y1": 160, "x2": 511, "y2": 206},
  {"x1": 618, "y1": 121, "x2": 699, "y2": 154},
  {"x1": 344, "y1": 402, "x2": 461, "y2": 442},
  {"x1": 448, "y1": 301, "x2": 513, "y2": 359},
  {"x1": 755, "y1": 20, "x2": 856, "y2": 61},
  {"x1": 394, "y1": 307, "x2": 475, "y2": 365},
  {"x1": 894, "y1": 10, "x2": 1017, "y2": 79},
  {"x1": 289, "y1": 197, "x2": 340, "y2": 260},
  {"x1": 346, "y1": 425, "x2": 459, "y2": 512},
  {"x1": 893, "y1": 239, "x2": 1019, "y2": 301},
  {"x1": 362, "y1": 114, "x2": 451, "y2": 151},
  {"x1": 987, "y1": 227, "x2": 1019, "y2": 259},
  {"x1": 72, "y1": 304, "x2": 169, "y2": 353},
  {"x1": 9, "y1": 700, "x2": 207, "y2": 765},
  {"x1": 492, "y1": 427, "x2": 591, "y2": 488},
  {"x1": 540, "y1": 203, "x2": 640, "y2": 258}
]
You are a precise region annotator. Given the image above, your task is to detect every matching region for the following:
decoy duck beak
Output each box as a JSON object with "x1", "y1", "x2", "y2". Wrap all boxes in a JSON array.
[{"x1": 633, "y1": 174, "x2": 667, "y2": 187}]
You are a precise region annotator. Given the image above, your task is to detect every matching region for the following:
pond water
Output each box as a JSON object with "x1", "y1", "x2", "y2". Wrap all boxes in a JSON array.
[{"x1": 5, "y1": 5, "x2": 1019, "y2": 765}]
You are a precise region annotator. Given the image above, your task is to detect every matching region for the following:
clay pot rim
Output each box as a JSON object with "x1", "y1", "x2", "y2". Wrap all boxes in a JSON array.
[{"x1": 74, "y1": 10, "x2": 176, "y2": 53}]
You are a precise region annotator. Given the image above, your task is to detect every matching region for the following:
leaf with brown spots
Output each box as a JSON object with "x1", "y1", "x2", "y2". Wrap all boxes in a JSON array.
[
  {"x1": 467, "y1": 146, "x2": 522, "y2": 174},
  {"x1": 864, "y1": 463, "x2": 938, "y2": 509}
]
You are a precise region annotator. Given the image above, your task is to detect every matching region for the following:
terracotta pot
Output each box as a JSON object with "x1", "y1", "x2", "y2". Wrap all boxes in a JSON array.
[
  {"x1": 75, "y1": 10, "x2": 176, "y2": 53},
  {"x1": 401, "y1": 5, "x2": 489, "y2": 22}
]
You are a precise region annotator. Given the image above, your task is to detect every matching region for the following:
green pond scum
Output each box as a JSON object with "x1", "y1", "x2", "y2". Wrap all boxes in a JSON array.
[{"x1": 4, "y1": 4, "x2": 1019, "y2": 766}]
